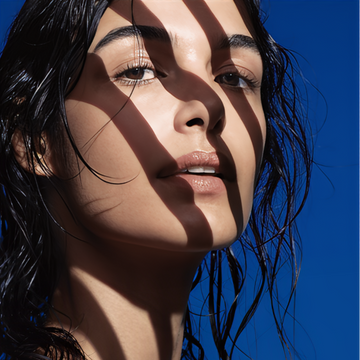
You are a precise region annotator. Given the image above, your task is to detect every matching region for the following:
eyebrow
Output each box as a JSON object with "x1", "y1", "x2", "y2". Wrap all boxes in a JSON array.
[
  {"x1": 94, "y1": 25, "x2": 172, "y2": 53},
  {"x1": 218, "y1": 34, "x2": 259, "y2": 54},
  {"x1": 93, "y1": 25, "x2": 259, "y2": 54}
]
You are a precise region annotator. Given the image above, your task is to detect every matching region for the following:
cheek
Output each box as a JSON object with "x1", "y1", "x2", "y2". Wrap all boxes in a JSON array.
[
  {"x1": 222, "y1": 98, "x2": 266, "y2": 227},
  {"x1": 64, "y1": 101, "x2": 142, "y2": 181},
  {"x1": 224, "y1": 90, "x2": 266, "y2": 165},
  {"x1": 60, "y1": 95, "x2": 195, "y2": 249}
]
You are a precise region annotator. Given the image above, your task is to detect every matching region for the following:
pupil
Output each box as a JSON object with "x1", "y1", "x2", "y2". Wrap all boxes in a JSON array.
[
  {"x1": 224, "y1": 73, "x2": 238, "y2": 85},
  {"x1": 128, "y1": 68, "x2": 144, "y2": 79}
]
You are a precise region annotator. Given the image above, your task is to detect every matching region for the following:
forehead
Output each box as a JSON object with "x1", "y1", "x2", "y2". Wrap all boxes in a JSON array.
[{"x1": 90, "y1": 0, "x2": 253, "y2": 52}]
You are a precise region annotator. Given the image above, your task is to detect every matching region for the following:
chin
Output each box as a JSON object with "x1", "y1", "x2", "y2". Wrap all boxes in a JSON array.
[
  {"x1": 209, "y1": 219, "x2": 242, "y2": 251},
  {"x1": 176, "y1": 208, "x2": 240, "y2": 252}
]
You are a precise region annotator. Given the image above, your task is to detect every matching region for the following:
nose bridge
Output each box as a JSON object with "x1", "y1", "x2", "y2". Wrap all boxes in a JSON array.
[{"x1": 173, "y1": 68, "x2": 225, "y2": 133}]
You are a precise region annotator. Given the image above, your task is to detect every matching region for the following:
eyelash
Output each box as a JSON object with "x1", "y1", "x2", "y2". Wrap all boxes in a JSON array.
[
  {"x1": 214, "y1": 67, "x2": 260, "y2": 92},
  {"x1": 113, "y1": 61, "x2": 260, "y2": 91},
  {"x1": 113, "y1": 61, "x2": 158, "y2": 86}
]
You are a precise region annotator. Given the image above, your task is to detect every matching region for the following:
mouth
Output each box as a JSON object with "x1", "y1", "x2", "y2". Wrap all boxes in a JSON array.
[
  {"x1": 177, "y1": 166, "x2": 223, "y2": 178},
  {"x1": 158, "y1": 151, "x2": 227, "y2": 195},
  {"x1": 159, "y1": 151, "x2": 223, "y2": 177}
]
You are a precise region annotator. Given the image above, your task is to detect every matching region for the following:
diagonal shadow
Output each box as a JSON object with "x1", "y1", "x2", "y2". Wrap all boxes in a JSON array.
[{"x1": 61, "y1": 1, "x2": 265, "y2": 359}]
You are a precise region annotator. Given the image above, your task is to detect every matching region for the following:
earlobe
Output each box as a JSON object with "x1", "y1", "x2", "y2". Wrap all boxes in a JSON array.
[{"x1": 12, "y1": 130, "x2": 52, "y2": 176}]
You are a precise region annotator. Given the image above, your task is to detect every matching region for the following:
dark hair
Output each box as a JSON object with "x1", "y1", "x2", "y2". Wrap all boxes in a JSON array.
[{"x1": 0, "y1": 0, "x2": 312, "y2": 359}]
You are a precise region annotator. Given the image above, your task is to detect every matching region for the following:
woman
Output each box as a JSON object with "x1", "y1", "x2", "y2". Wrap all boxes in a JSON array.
[{"x1": 0, "y1": 0, "x2": 311, "y2": 359}]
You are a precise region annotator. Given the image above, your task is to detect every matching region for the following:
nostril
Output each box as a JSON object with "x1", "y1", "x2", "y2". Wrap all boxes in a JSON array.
[{"x1": 186, "y1": 118, "x2": 204, "y2": 127}]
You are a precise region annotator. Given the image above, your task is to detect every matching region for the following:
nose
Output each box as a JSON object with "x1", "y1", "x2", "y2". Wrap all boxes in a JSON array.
[{"x1": 172, "y1": 73, "x2": 225, "y2": 135}]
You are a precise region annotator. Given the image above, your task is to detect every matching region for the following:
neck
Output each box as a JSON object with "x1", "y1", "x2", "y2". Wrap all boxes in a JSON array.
[{"x1": 52, "y1": 236, "x2": 206, "y2": 360}]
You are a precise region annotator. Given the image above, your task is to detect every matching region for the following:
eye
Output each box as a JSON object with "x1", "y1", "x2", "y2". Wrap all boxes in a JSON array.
[
  {"x1": 216, "y1": 73, "x2": 247, "y2": 88},
  {"x1": 214, "y1": 68, "x2": 259, "y2": 92},
  {"x1": 121, "y1": 67, "x2": 155, "y2": 81},
  {"x1": 113, "y1": 64, "x2": 157, "y2": 86}
]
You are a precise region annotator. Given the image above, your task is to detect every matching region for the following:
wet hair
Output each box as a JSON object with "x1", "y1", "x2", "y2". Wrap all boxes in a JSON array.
[{"x1": 0, "y1": 0, "x2": 311, "y2": 359}]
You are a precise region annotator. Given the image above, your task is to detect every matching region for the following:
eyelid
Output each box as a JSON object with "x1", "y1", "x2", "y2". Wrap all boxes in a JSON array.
[
  {"x1": 214, "y1": 63, "x2": 261, "y2": 92},
  {"x1": 111, "y1": 58, "x2": 159, "y2": 86},
  {"x1": 215, "y1": 63, "x2": 257, "y2": 80}
]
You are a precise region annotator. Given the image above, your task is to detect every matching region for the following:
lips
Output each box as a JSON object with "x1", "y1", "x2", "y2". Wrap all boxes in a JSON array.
[
  {"x1": 159, "y1": 151, "x2": 222, "y2": 177},
  {"x1": 158, "y1": 151, "x2": 229, "y2": 195}
]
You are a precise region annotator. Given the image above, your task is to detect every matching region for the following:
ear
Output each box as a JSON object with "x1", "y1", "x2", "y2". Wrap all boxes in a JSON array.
[{"x1": 12, "y1": 130, "x2": 53, "y2": 176}]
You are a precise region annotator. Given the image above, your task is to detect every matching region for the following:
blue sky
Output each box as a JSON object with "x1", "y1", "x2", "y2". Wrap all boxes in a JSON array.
[{"x1": 0, "y1": 1, "x2": 359, "y2": 359}]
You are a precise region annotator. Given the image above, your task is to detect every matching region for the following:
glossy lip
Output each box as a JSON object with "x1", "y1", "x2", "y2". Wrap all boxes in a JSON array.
[
  {"x1": 158, "y1": 151, "x2": 229, "y2": 195},
  {"x1": 159, "y1": 151, "x2": 221, "y2": 178}
]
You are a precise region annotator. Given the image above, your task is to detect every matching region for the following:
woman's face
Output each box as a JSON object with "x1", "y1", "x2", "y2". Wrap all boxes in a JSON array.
[{"x1": 57, "y1": 0, "x2": 265, "y2": 252}]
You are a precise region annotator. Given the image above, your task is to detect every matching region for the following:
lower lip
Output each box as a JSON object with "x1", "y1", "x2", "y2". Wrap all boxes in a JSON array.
[{"x1": 164, "y1": 174, "x2": 226, "y2": 195}]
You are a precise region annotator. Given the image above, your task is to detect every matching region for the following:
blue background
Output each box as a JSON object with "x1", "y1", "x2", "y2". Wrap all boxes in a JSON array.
[
  {"x1": 1, "y1": 0, "x2": 359, "y2": 359},
  {"x1": 264, "y1": 2, "x2": 359, "y2": 359}
]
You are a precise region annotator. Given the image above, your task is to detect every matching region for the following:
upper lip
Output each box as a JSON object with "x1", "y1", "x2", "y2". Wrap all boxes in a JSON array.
[{"x1": 158, "y1": 151, "x2": 223, "y2": 178}]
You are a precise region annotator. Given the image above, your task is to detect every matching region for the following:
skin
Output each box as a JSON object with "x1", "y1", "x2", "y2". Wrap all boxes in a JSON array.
[{"x1": 47, "y1": 0, "x2": 266, "y2": 359}]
